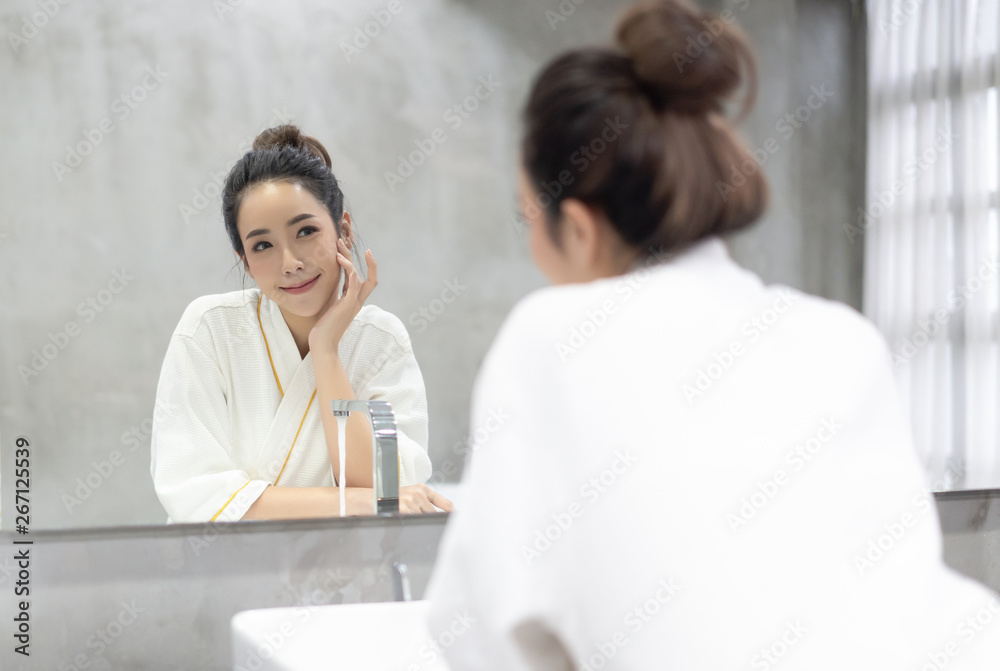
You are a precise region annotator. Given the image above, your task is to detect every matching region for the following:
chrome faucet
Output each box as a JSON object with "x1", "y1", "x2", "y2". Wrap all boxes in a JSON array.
[
  {"x1": 392, "y1": 562, "x2": 413, "y2": 602},
  {"x1": 329, "y1": 400, "x2": 400, "y2": 515}
]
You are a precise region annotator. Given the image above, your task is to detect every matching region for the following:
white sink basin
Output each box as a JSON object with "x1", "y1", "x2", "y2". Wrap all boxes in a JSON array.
[{"x1": 231, "y1": 600, "x2": 450, "y2": 670}]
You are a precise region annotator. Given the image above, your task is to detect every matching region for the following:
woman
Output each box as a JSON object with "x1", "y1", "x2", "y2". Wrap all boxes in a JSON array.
[
  {"x1": 426, "y1": 1, "x2": 1000, "y2": 668},
  {"x1": 151, "y1": 125, "x2": 452, "y2": 521}
]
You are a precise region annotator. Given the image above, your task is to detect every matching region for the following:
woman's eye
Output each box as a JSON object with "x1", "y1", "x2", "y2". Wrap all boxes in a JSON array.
[
  {"x1": 251, "y1": 241, "x2": 272, "y2": 252},
  {"x1": 297, "y1": 226, "x2": 318, "y2": 238}
]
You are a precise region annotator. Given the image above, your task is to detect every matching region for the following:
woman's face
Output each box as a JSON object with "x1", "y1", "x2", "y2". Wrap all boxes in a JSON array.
[
  {"x1": 518, "y1": 167, "x2": 571, "y2": 285},
  {"x1": 236, "y1": 180, "x2": 344, "y2": 317}
]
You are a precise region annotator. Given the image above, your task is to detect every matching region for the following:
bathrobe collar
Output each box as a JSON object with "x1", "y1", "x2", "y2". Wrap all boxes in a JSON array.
[
  {"x1": 257, "y1": 290, "x2": 314, "y2": 394},
  {"x1": 254, "y1": 291, "x2": 319, "y2": 478},
  {"x1": 625, "y1": 235, "x2": 733, "y2": 282}
]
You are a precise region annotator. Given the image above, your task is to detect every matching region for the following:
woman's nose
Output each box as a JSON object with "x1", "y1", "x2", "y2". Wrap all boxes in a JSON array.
[{"x1": 282, "y1": 247, "x2": 304, "y2": 273}]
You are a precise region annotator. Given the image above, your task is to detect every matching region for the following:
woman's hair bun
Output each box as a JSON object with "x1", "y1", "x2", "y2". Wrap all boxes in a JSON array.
[
  {"x1": 616, "y1": 0, "x2": 755, "y2": 116},
  {"x1": 252, "y1": 124, "x2": 332, "y2": 169}
]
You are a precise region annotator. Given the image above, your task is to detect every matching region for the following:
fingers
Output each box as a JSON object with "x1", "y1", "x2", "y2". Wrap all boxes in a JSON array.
[
  {"x1": 336, "y1": 240, "x2": 361, "y2": 300},
  {"x1": 359, "y1": 249, "x2": 378, "y2": 303},
  {"x1": 419, "y1": 498, "x2": 438, "y2": 514},
  {"x1": 364, "y1": 249, "x2": 378, "y2": 285},
  {"x1": 336, "y1": 239, "x2": 377, "y2": 306},
  {"x1": 337, "y1": 239, "x2": 356, "y2": 274},
  {"x1": 426, "y1": 489, "x2": 454, "y2": 512},
  {"x1": 398, "y1": 485, "x2": 453, "y2": 514},
  {"x1": 400, "y1": 496, "x2": 436, "y2": 514}
]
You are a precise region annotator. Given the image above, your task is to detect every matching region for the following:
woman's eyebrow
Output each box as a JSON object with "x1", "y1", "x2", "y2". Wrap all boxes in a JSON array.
[{"x1": 245, "y1": 213, "x2": 318, "y2": 240}]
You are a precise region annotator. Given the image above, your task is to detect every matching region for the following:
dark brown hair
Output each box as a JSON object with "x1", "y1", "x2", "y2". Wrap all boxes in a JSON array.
[
  {"x1": 521, "y1": 0, "x2": 767, "y2": 256},
  {"x1": 222, "y1": 125, "x2": 344, "y2": 258}
]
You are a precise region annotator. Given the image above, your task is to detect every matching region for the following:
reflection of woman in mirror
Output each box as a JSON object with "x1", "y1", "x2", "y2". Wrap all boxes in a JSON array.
[
  {"x1": 150, "y1": 125, "x2": 451, "y2": 521},
  {"x1": 426, "y1": 0, "x2": 1000, "y2": 667}
]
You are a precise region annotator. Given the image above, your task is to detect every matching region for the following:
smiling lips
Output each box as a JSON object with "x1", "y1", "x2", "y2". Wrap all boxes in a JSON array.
[{"x1": 282, "y1": 275, "x2": 319, "y2": 294}]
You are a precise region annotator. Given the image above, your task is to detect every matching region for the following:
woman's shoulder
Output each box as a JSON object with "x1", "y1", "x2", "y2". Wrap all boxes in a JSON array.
[
  {"x1": 172, "y1": 289, "x2": 259, "y2": 340},
  {"x1": 347, "y1": 304, "x2": 413, "y2": 351},
  {"x1": 775, "y1": 286, "x2": 887, "y2": 353},
  {"x1": 491, "y1": 269, "x2": 890, "y2": 373}
]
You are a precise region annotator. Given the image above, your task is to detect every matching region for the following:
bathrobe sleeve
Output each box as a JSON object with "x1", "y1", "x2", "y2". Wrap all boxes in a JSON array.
[
  {"x1": 150, "y1": 333, "x2": 271, "y2": 523},
  {"x1": 354, "y1": 318, "x2": 433, "y2": 487},
  {"x1": 425, "y1": 293, "x2": 577, "y2": 670}
]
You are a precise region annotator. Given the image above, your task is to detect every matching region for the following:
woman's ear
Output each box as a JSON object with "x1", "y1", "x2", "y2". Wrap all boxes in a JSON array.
[
  {"x1": 559, "y1": 199, "x2": 602, "y2": 270},
  {"x1": 340, "y1": 212, "x2": 355, "y2": 250},
  {"x1": 236, "y1": 250, "x2": 253, "y2": 279}
]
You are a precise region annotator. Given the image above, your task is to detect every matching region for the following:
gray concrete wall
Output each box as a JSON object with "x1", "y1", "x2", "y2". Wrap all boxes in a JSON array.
[
  {"x1": 704, "y1": 0, "x2": 867, "y2": 306},
  {"x1": 1, "y1": 0, "x2": 868, "y2": 529},
  {"x1": 0, "y1": 0, "x2": 525, "y2": 529}
]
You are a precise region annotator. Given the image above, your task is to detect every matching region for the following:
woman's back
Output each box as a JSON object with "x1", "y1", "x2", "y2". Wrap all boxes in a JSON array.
[
  {"x1": 427, "y1": 238, "x2": 1000, "y2": 668},
  {"x1": 427, "y1": 0, "x2": 1000, "y2": 665}
]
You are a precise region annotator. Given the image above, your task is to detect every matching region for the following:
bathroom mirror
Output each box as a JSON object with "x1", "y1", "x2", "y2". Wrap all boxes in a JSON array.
[
  {"x1": 2, "y1": 0, "x2": 995, "y2": 531},
  {"x1": 0, "y1": 0, "x2": 561, "y2": 530}
]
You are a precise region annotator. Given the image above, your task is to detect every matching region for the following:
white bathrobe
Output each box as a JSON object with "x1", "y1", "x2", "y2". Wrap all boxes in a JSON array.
[
  {"x1": 150, "y1": 289, "x2": 432, "y2": 523},
  {"x1": 426, "y1": 237, "x2": 1000, "y2": 669}
]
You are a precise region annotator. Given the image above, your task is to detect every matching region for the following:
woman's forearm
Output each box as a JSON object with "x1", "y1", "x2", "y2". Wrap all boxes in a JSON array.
[
  {"x1": 312, "y1": 348, "x2": 376, "y2": 488},
  {"x1": 241, "y1": 485, "x2": 375, "y2": 520}
]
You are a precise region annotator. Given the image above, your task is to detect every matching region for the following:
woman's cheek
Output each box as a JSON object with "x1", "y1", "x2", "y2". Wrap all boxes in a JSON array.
[{"x1": 314, "y1": 236, "x2": 338, "y2": 264}]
